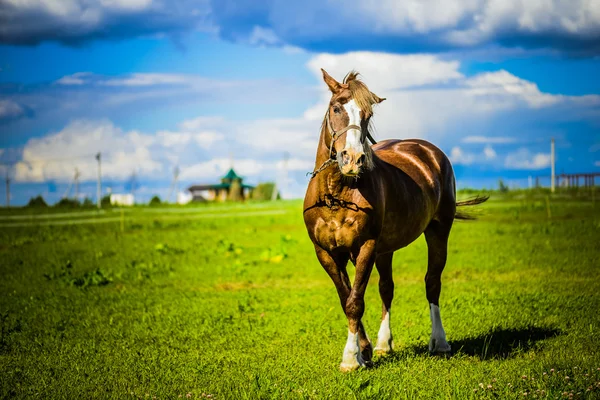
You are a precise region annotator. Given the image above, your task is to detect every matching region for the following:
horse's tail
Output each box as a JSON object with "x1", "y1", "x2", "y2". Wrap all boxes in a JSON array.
[{"x1": 455, "y1": 195, "x2": 490, "y2": 220}]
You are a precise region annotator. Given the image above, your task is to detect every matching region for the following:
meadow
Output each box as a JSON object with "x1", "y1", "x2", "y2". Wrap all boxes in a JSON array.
[{"x1": 1, "y1": 193, "x2": 599, "y2": 399}]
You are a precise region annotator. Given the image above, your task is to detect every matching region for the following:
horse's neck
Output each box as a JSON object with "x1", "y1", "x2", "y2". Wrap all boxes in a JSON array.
[
  {"x1": 314, "y1": 128, "x2": 332, "y2": 166},
  {"x1": 312, "y1": 128, "x2": 344, "y2": 197}
]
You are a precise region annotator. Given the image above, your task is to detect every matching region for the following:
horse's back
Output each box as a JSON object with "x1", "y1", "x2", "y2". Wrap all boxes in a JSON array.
[
  {"x1": 372, "y1": 138, "x2": 456, "y2": 224},
  {"x1": 373, "y1": 139, "x2": 449, "y2": 172},
  {"x1": 374, "y1": 138, "x2": 453, "y2": 189}
]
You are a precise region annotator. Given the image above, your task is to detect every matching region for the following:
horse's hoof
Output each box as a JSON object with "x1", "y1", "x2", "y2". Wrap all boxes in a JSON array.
[
  {"x1": 340, "y1": 362, "x2": 361, "y2": 373},
  {"x1": 374, "y1": 348, "x2": 393, "y2": 356},
  {"x1": 374, "y1": 338, "x2": 394, "y2": 356},
  {"x1": 429, "y1": 338, "x2": 451, "y2": 354}
]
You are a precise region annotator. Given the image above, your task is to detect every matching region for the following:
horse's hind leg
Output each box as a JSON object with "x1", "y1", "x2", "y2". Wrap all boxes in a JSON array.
[
  {"x1": 374, "y1": 252, "x2": 394, "y2": 355},
  {"x1": 424, "y1": 218, "x2": 453, "y2": 354}
]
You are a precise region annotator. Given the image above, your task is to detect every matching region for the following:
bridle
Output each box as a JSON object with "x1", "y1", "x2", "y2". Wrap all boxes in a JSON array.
[{"x1": 308, "y1": 108, "x2": 378, "y2": 179}]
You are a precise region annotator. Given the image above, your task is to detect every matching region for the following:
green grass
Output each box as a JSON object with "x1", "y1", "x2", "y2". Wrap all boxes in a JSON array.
[{"x1": 1, "y1": 197, "x2": 600, "y2": 399}]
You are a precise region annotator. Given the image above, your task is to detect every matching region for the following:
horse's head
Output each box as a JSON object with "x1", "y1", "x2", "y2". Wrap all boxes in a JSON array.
[{"x1": 321, "y1": 69, "x2": 385, "y2": 177}]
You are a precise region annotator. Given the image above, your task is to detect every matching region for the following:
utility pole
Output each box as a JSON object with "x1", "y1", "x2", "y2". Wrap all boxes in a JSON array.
[
  {"x1": 551, "y1": 138, "x2": 556, "y2": 193},
  {"x1": 74, "y1": 168, "x2": 80, "y2": 200},
  {"x1": 96, "y1": 152, "x2": 102, "y2": 209},
  {"x1": 5, "y1": 169, "x2": 9, "y2": 208}
]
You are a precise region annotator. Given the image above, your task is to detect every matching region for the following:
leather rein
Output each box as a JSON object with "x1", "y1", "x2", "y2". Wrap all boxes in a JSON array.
[{"x1": 308, "y1": 110, "x2": 377, "y2": 179}]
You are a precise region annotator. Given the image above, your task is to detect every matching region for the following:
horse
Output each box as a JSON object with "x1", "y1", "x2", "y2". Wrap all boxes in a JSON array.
[{"x1": 303, "y1": 69, "x2": 488, "y2": 372}]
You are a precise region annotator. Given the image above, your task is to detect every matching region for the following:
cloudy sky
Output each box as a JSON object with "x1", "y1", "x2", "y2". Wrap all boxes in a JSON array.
[{"x1": 1, "y1": 0, "x2": 600, "y2": 205}]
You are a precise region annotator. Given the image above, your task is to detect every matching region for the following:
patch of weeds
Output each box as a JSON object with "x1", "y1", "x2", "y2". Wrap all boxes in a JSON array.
[
  {"x1": 259, "y1": 234, "x2": 296, "y2": 264},
  {"x1": 473, "y1": 367, "x2": 600, "y2": 398},
  {"x1": 215, "y1": 239, "x2": 243, "y2": 258},
  {"x1": 0, "y1": 311, "x2": 23, "y2": 354},
  {"x1": 11, "y1": 237, "x2": 35, "y2": 247},
  {"x1": 71, "y1": 269, "x2": 112, "y2": 288},
  {"x1": 127, "y1": 260, "x2": 175, "y2": 281},
  {"x1": 44, "y1": 260, "x2": 111, "y2": 288},
  {"x1": 95, "y1": 250, "x2": 116, "y2": 259},
  {"x1": 346, "y1": 377, "x2": 384, "y2": 398},
  {"x1": 43, "y1": 260, "x2": 74, "y2": 281},
  {"x1": 154, "y1": 243, "x2": 184, "y2": 255}
]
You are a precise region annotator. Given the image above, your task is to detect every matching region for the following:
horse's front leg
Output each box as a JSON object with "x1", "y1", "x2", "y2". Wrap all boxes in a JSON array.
[
  {"x1": 341, "y1": 240, "x2": 376, "y2": 372},
  {"x1": 313, "y1": 245, "x2": 373, "y2": 371}
]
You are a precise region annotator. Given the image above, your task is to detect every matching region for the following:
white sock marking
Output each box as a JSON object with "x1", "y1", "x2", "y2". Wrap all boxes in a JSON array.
[
  {"x1": 340, "y1": 329, "x2": 363, "y2": 370},
  {"x1": 375, "y1": 310, "x2": 393, "y2": 353},
  {"x1": 429, "y1": 303, "x2": 451, "y2": 353}
]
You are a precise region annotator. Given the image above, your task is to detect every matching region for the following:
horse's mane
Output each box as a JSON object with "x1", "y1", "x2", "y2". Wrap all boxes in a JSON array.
[{"x1": 343, "y1": 71, "x2": 381, "y2": 119}]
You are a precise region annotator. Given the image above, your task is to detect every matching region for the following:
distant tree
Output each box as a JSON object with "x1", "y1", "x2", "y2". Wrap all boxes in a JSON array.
[
  {"x1": 82, "y1": 198, "x2": 94, "y2": 207},
  {"x1": 251, "y1": 182, "x2": 280, "y2": 201},
  {"x1": 149, "y1": 195, "x2": 161, "y2": 206},
  {"x1": 101, "y1": 195, "x2": 112, "y2": 208},
  {"x1": 55, "y1": 198, "x2": 80, "y2": 208},
  {"x1": 498, "y1": 179, "x2": 509, "y2": 193},
  {"x1": 26, "y1": 195, "x2": 48, "y2": 208}
]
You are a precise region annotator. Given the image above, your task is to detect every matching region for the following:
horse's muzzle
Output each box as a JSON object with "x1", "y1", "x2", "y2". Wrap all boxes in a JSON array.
[{"x1": 339, "y1": 149, "x2": 366, "y2": 176}]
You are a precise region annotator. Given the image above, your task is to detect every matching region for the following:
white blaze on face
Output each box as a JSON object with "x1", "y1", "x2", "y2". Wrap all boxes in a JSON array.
[{"x1": 342, "y1": 99, "x2": 363, "y2": 151}]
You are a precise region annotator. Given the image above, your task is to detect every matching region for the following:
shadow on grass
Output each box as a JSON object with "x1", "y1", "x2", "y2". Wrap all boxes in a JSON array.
[{"x1": 373, "y1": 326, "x2": 561, "y2": 368}]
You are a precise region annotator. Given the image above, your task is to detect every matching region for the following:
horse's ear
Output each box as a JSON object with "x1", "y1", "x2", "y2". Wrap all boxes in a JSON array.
[
  {"x1": 321, "y1": 69, "x2": 342, "y2": 93},
  {"x1": 372, "y1": 92, "x2": 386, "y2": 104}
]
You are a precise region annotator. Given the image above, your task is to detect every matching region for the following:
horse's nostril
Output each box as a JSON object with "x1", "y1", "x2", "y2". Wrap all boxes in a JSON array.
[
  {"x1": 357, "y1": 154, "x2": 366, "y2": 166},
  {"x1": 340, "y1": 150, "x2": 349, "y2": 164}
]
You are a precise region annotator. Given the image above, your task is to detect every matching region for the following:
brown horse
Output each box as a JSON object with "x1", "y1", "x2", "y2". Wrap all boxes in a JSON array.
[{"x1": 303, "y1": 69, "x2": 488, "y2": 372}]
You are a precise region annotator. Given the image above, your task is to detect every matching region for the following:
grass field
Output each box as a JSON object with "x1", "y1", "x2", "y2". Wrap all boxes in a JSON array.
[{"x1": 1, "y1": 195, "x2": 600, "y2": 399}]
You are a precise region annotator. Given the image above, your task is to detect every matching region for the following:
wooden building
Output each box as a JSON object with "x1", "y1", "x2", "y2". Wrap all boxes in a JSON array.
[{"x1": 187, "y1": 168, "x2": 254, "y2": 202}]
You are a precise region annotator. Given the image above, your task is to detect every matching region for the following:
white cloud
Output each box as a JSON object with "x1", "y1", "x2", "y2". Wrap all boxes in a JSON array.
[
  {"x1": 14, "y1": 120, "x2": 162, "y2": 182},
  {"x1": 462, "y1": 136, "x2": 517, "y2": 144},
  {"x1": 0, "y1": 99, "x2": 25, "y2": 119},
  {"x1": 12, "y1": 118, "x2": 226, "y2": 183},
  {"x1": 247, "y1": 26, "x2": 282, "y2": 46},
  {"x1": 483, "y1": 145, "x2": 497, "y2": 160},
  {"x1": 0, "y1": 0, "x2": 212, "y2": 45},
  {"x1": 179, "y1": 156, "x2": 314, "y2": 182},
  {"x1": 180, "y1": 158, "x2": 262, "y2": 181},
  {"x1": 504, "y1": 148, "x2": 551, "y2": 170},
  {"x1": 3, "y1": 0, "x2": 600, "y2": 55},
  {"x1": 7, "y1": 50, "x2": 600, "y2": 197},
  {"x1": 55, "y1": 72, "x2": 93, "y2": 85},
  {"x1": 464, "y1": 70, "x2": 560, "y2": 108},
  {"x1": 101, "y1": 73, "x2": 191, "y2": 87},
  {"x1": 449, "y1": 146, "x2": 476, "y2": 165},
  {"x1": 264, "y1": 0, "x2": 600, "y2": 54},
  {"x1": 55, "y1": 72, "x2": 200, "y2": 87},
  {"x1": 156, "y1": 130, "x2": 223, "y2": 149},
  {"x1": 308, "y1": 52, "x2": 463, "y2": 91},
  {"x1": 303, "y1": 51, "x2": 600, "y2": 144},
  {"x1": 179, "y1": 116, "x2": 225, "y2": 131}
]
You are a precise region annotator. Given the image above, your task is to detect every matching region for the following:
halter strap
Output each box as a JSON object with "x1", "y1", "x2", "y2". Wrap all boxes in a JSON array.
[
  {"x1": 325, "y1": 111, "x2": 362, "y2": 141},
  {"x1": 308, "y1": 110, "x2": 378, "y2": 180}
]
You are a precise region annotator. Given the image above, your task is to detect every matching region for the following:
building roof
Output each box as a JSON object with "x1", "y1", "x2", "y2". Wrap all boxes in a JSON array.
[
  {"x1": 188, "y1": 182, "x2": 254, "y2": 192},
  {"x1": 222, "y1": 168, "x2": 241, "y2": 181},
  {"x1": 187, "y1": 168, "x2": 254, "y2": 193}
]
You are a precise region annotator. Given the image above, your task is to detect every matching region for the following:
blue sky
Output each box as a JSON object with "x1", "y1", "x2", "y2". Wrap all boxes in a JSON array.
[{"x1": 1, "y1": 0, "x2": 599, "y2": 205}]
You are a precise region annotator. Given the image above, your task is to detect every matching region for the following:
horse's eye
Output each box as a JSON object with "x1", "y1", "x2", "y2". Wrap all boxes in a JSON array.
[{"x1": 333, "y1": 107, "x2": 341, "y2": 114}]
